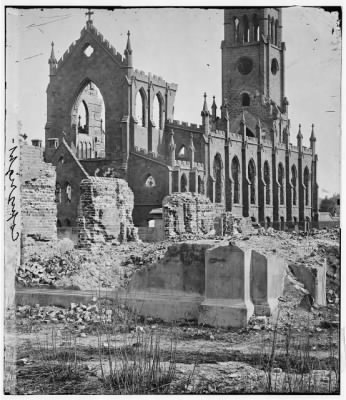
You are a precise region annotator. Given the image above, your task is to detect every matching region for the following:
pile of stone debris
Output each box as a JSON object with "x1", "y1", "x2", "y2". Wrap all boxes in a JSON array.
[
  {"x1": 16, "y1": 300, "x2": 127, "y2": 329},
  {"x1": 16, "y1": 253, "x2": 81, "y2": 287}
]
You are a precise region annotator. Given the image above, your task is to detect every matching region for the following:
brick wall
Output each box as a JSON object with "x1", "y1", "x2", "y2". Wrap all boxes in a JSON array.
[
  {"x1": 78, "y1": 177, "x2": 138, "y2": 248},
  {"x1": 20, "y1": 143, "x2": 57, "y2": 248},
  {"x1": 162, "y1": 193, "x2": 227, "y2": 237}
]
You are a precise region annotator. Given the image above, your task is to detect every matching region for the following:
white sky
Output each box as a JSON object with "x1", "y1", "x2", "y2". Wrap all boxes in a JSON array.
[{"x1": 5, "y1": 6, "x2": 341, "y2": 197}]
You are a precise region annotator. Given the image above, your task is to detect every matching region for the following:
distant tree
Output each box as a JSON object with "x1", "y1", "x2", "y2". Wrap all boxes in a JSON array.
[{"x1": 319, "y1": 194, "x2": 339, "y2": 215}]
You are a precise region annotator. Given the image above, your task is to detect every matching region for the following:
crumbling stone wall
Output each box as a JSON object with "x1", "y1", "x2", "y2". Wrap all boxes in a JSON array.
[
  {"x1": 20, "y1": 143, "x2": 57, "y2": 251},
  {"x1": 162, "y1": 193, "x2": 230, "y2": 238},
  {"x1": 78, "y1": 177, "x2": 138, "y2": 248}
]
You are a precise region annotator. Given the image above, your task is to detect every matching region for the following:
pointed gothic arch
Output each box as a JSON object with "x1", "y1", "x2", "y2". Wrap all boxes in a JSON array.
[
  {"x1": 253, "y1": 14, "x2": 260, "y2": 41},
  {"x1": 231, "y1": 156, "x2": 241, "y2": 204},
  {"x1": 264, "y1": 161, "x2": 271, "y2": 204},
  {"x1": 234, "y1": 17, "x2": 240, "y2": 42},
  {"x1": 248, "y1": 158, "x2": 256, "y2": 204},
  {"x1": 178, "y1": 145, "x2": 187, "y2": 158},
  {"x1": 180, "y1": 173, "x2": 188, "y2": 192},
  {"x1": 291, "y1": 165, "x2": 298, "y2": 206},
  {"x1": 213, "y1": 153, "x2": 223, "y2": 203},
  {"x1": 243, "y1": 15, "x2": 250, "y2": 42},
  {"x1": 152, "y1": 92, "x2": 164, "y2": 129},
  {"x1": 278, "y1": 162, "x2": 285, "y2": 205},
  {"x1": 135, "y1": 88, "x2": 147, "y2": 127},
  {"x1": 304, "y1": 166, "x2": 310, "y2": 206}
]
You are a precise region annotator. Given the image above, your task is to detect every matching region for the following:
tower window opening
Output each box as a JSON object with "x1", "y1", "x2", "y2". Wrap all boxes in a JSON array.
[
  {"x1": 275, "y1": 20, "x2": 279, "y2": 46},
  {"x1": 270, "y1": 18, "x2": 274, "y2": 44},
  {"x1": 241, "y1": 93, "x2": 250, "y2": 107},
  {"x1": 243, "y1": 15, "x2": 250, "y2": 43},
  {"x1": 253, "y1": 15, "x2": 260, "y2": 41},
  {"x1": 234, "y1": 17, "x2": 240, "y2": 42},
  {"x1": 178, "y1": 145, "x2": 186, "y2": 158},
  {"x1": 271, "y1": 58, "x2": 279, "y2": 75}
]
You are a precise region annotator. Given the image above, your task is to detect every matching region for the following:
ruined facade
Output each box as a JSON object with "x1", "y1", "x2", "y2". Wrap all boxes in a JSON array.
[
  {"x1": 20, "y1": 141, "x2": 57, "y2": 253},
  {"x1": 43, "y1": 8, "x2": 318, "y2": 231}
]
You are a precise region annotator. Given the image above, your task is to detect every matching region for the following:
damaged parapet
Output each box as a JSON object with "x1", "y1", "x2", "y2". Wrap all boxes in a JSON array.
[
  {"x1": 78, "y1": 177, "x2": 138, "y2": 248},
  {"x1": 20, "y1": 142, "x2": 57, "y2": 253},
  {"x1": 163, "y1": 193, "x2": 232, "y2": 237}
]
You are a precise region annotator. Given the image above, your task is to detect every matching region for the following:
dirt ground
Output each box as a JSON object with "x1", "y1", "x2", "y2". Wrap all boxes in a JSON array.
[{"x1": 12, "y1": 227, "x2": 340, "y2": 394}]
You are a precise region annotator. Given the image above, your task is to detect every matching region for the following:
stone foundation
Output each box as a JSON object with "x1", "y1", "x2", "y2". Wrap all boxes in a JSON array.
[
  {"x1": 127, "y1": 241, "x2": 287, "y2": 327},
  {"x1": 78, "y1": 177, "x2": 138, "y2": 248},
  {"x1": 20, "y1": 143, "x2": 57, "y2": 256}
]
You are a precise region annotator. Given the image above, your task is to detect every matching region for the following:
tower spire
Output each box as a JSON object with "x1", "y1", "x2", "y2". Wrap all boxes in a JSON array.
[
  {"x1": 124, "y1": 30, "x2": 133, "y2": 69},
  {"x1": 201, "y1": 92, "x2": 209, "y2": 116},
  {"x1": 310, "y1": 123, "x2": 316, "y2": 155},
  {"x1": 211, "y1": 96, "x2": 217, "y2": 121},
  {"x1": 48, "y1": 41, "x2": 57, "y2": 76}
]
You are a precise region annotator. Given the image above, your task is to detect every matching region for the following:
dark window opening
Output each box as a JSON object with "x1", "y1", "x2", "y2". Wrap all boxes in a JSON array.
[
  {"x1": 264, "y1": 161, "x2": 271, "y2": 204},
  {"x1": 214, "y1": 154, "x2": 223, "y2": 203},
  {"x1": 241, "y1": 93, "x2": 250, "y2": 107},
  {"x1": 231, "y1": 157, "x2": 240, "y2": 204},
  {"x1": 248, "y1": 159, "x2": 256, "y2": 205},
  {"x1": 180, "y1": 174, "x2": 187, "y2": 192}
]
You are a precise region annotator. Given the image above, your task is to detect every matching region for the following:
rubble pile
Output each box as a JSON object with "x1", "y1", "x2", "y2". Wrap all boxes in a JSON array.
[
  {"x1": 16, "y1": 252, "x2": 81, "y2": 287},
  {"x1": 78, "y1": 177, "x2": 138, "y2": 249}
]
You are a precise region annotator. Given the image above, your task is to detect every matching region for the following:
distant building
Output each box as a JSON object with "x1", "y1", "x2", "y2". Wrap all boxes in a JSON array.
[{"x1": 42, "y1": 8, "x2": 318, "y2": 230}]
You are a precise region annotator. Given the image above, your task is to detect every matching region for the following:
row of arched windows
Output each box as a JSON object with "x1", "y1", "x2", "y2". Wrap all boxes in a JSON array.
[
  {"x1": 135, "y1": 90, "x2": 164, "y2": 129},
  {"x1": 234, "y1": 15, "x2": 260, "y2": 43},
  {"x1": 55, "y1": 182, "x2": 71, "y2": 204},
  {"x1": 229, "y1": 159, "x2": 310, "y2": 207},
  {"x1": 233, "y1": 14, "x2": 279, "y2": 46},
  {"x1": 77, "y1": 141, "x2": 92, "y2": 159}
]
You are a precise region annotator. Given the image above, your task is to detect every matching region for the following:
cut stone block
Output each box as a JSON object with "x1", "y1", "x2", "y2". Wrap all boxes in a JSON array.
[
  {"x1": 198, "y1": 244, "x2": 254, "y2": 328},
  {"x1": 250, "y1": 251, "x2": 287, "y2": 316}
]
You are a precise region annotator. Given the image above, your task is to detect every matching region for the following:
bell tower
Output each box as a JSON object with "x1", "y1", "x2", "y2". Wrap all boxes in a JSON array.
[{"x1": 221, "y1": 8, "x2": 288, "y2": 136}]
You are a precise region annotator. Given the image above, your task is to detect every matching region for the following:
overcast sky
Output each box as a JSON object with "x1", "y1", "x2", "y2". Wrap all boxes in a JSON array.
[{"x1": 5, "y1": 6, "x2": 341, "y2": 197}]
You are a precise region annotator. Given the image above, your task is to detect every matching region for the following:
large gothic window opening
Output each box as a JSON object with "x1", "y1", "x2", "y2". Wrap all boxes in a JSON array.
[
  {"x1": 72, "y1": 81, "x2": 106, "y2": 160},
  {"x1": 234, "y1": 17, "x2": 240, "y2": 42},
  {"x1": 274, "y1": 20, "x2": 279, "y2": 46},
  {"x1": 136, "y1": 89, "x2": 146, "y2": 127},
  {"x1": 248, "y1": 159, "x2": 256, "y2": 205},
  {"x1": 291, "y1": 165, "x2": 297, "y2": 206},
  {"x1": 278, "y1": 163, "x2": 285, "y2": 205},
  {"x1": 304, "y1": 167, "x2": 310, "y2": 206},
  {"x1": 178, "y1": 145, "x2": 186, "y2": 158},
  {"x1": 231, "y1": 156, "x2": 240, "y2": 204},
  {"x1": 153, "y1": 93, "x2": 163, "y2": 129},
  {"x1": 264, "y1": 161, "x2": 271, "y2": 204},
  {"x1": 198, "y1": 176, "x2": 204, "y2": 194},
  {"x1": 214, "y1": 153, "x2": 223, "y2": 203},
  {"x1": 243, "y1": 15, "x2": 250, "y2": 43},
  {"x1": 270, "y1": 17, "x2": 274, "y2": 43},
  {"x1": 180, "y1": 174, "x2": 187, "y2": 192}
]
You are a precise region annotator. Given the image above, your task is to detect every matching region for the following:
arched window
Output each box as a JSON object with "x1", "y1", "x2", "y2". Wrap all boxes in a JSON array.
[
  {"x1": 58, "y1": 156, "x2": 64, "y2": 165},
  {"x1": 291, "y1": 165, "x2": 297, "y2": 206},
  {"x1": 278, "y1": 163, "x2": 285, "y2": 205},
  {"x1": 248, "y1": 159, "x2": 256, "y2": 205},
  {"x1": 66, "y1": 182, "x2": 72, "y2": 202},
  {"x1": 214, "y1": 154, "x2": 223, "y2": 203},
  {"x1": 136, "y1": 89, "x2": 146, "y2": 127},
  {"x1": 270, "y1": 17, "x2": 274, "y2": 44},
  {"x1": 153, "y1": 93, "x2": 163, "y2": 129},
  {"x1": 304, "y1": 167, "x2": 310, "y2": 206},
  {"x1": 243, "y1": 15, "x2": 250, "y2": 43},
  {"x1": 264, "y1": 161, "x2": 271, "y2": 204},
  {"x1": 231, "y1": 156, "x2": 240, "y2": 204},
  {"x1": 275, "y1": 20, "x2": 279, "y2": 46},
  {"x1": 178, "y1": 145, "x2": 186, "y2": 158},
  {"x1": 234, "y1": 17, "x2": 240, "y2": 42},
  {"x1": 55, "y1": 183, "x2": 61, "y2": 203},
  {"x1": 83, "y1": 142, "x2": 88, "y2": 159},
  {"x1": 180, "y1": 174, "x2": 187, "y2": 192},
  {"x1": 78, "y1": 100, "x2": 89, "y2": 134},
  {"x1": 198, "y1": 176, "x2": 204, "y2": 194},
  {"x1": 145, "y1": 174, "x2": 156, "y2": 187},
  {"x1": 57, "y1": 219, "x2": 62, "y2": 228},
  {"x1": 65, "y1": 219, "x2": 71, "y2": 227},
  {"x1": 241, "y1": 93, "x2": 250, "y2": 107},
  {"x1": 253, "y1": 14, "x2": 260, "y2": 41},
  {"x1": 88, "y1": 142, "x2": 92, "y2": 159}
]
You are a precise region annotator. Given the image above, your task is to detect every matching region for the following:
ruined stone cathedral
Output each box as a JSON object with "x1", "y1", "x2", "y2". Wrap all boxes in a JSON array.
[{"x1": 44, "y1": 8, "x2": 319, "y2": 231}]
